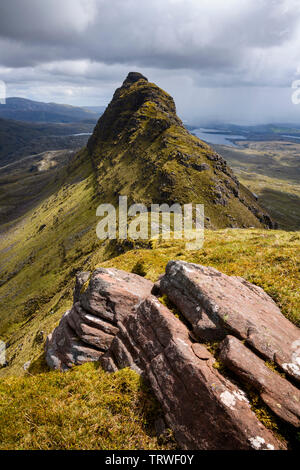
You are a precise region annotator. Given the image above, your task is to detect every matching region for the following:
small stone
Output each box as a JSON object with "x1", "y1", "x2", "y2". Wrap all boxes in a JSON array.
[
  {"x1": 35, "y1": 330, "x2": 45, "y2": 344},
  {"x1": 23, "y1": 361, "x2": 31, "y2": 371}
]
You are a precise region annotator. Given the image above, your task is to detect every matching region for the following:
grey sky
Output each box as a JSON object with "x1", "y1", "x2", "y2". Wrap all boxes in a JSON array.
[{"x1": 0, "y1": 0, "x2": 300, "y2": 124}]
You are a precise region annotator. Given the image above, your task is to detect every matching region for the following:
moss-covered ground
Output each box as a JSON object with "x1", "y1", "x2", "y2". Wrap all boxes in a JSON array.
[{"x1": 0, "y1": 362, "x2": 176, "y2": 450}]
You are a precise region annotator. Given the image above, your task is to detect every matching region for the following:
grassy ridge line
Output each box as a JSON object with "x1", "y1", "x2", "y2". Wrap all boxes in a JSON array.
[{"x1": 1, "y1": 228, "x2": 299, "y2": 378}]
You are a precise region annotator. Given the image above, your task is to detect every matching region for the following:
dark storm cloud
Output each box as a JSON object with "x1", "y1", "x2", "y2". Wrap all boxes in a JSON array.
[
  {"x1": 0, "y1": 0, "x2": 299, "y2": 74},
  {"x1": 0, "y1": 0, "x2": 300, "y2": 123}
]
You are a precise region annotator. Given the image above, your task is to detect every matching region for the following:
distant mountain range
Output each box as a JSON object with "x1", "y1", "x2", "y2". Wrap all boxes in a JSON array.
[
  {"x1": 0, "y1": 117, "x2": 95, "y2": 167},
  {"x1": 0, "y1": 97, "x2": 103, "y2": 123},
  {"x1": 82, "y1": 105, "x2": 107, "y2": 115}
]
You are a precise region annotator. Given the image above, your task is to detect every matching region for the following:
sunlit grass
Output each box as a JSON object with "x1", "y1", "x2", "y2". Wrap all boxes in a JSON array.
[{"x1": 0, "y1": 363, "x2": 173, "y2": 450}]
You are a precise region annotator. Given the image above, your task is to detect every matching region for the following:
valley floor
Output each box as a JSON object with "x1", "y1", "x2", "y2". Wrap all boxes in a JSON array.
[{"x1": 215, "y1": 140, "x2": 300, "y2": 231}]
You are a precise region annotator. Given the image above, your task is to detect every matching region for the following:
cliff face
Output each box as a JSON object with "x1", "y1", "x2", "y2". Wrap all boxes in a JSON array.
[{"x1": 87, "y1": 72, "x2": 274, "y2": 229}]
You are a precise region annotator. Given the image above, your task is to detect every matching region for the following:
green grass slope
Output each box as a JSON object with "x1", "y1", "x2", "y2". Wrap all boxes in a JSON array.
[
  {"x1": 0, "y1": 147, "x2": 102, "y2": 338},
  {"x1": 0, "y1": 228, "x2": 299, "y2": 449},
  {"x1": 0, "y1": 149, "x2": 74, "y2": 224},
  {"x1": 215, "y1": 141, "x2": 300, "y2": 230},
  {"x1": 0, "y1": 363, "x2": 174, "y2": 450},
  {"x1": 87, "y1": 72, "x2": 274, "y2": 230}
]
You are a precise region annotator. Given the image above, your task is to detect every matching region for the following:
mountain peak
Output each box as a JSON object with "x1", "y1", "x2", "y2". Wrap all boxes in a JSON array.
[
  {"x1": 86, "y1": 74, "x2": 275, "y2": 230},
  {"x1": 87, "y1": 72, "x2": 180, "y2": 153},
  {"x1": 122, "y1": 72, "x2": 148, "y2": 86}
]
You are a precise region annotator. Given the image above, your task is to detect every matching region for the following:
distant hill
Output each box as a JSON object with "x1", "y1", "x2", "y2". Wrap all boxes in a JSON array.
[
  {"x1": 83, "y1": 105, "x2": 106, "y2": 114},
  {"x1": 0, "y1": 97, "x2": 101, "y2": 123},
  {"x1": 0, "y1": 117, "x2": 94, "y2": 167}
]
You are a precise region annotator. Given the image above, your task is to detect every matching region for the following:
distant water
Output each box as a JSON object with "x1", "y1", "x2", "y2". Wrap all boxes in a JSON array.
[
  {"x1": 192, "y1": 128, "x2": 246, "y2": 147},
  {"x1": 70, "y1": 129, "x2": 248, "y2": 146},
  {"x1": 71, "y1": 133, "x2": 93, "y2": 136},
  {"x1": 282, "y1": 134, "x2": 300, "y2": 140}
]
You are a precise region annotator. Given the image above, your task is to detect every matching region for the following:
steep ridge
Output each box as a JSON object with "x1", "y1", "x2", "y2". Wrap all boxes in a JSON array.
[
  {"x1": 86, "y1": 72, "x2": 274, "y2": 229},
  {"x1": 0, "y1": 72, "x2": 276, "y2": 376}
]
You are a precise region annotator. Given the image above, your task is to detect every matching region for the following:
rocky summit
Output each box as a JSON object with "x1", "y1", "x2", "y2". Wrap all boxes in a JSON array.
[
  {"x1": 45, "y1": 260, "x2": 300, "y2": 450},
  {"x1": 86, "y1": 72, "x2": 274, "y2": 229}
]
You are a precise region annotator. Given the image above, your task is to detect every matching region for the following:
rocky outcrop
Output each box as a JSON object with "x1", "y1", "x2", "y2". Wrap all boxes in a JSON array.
[
  {"x1": 159, "y1": 261, "x2": 300, "y2": 383},
  {"x1": 101, "y1": 296, "x2": 285, "y2": 450},
  {"x1": 45, "y1": 268, "x2": 153, "y2": 370},
  {"x1": 45, "y1": 312, "x2": 104, "y2": 371},
  {"x1": 219, "y1": 336, "x2": 300, "y2": 428},
  {"x1": 45, "y1": 261, "x2": 300, "y2": 449}
]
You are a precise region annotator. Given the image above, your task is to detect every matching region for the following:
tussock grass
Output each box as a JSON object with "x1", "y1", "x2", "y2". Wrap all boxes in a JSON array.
[
  {"x1": 101, "y1": 229, "x2": 300, "y2": 327},
  {"x1": 1, "y1": 229, "x2": 299, "y2": 449},
  {"x1": 0, "y1": 363, "x2": 172, "y2": 450}
]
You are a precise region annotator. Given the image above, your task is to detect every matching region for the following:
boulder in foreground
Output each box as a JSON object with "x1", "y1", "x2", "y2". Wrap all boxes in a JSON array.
[
  {"x1": 45, "y1": 268, "x2": 153, "y2": 370},
  {"x1": 160, "y1": 260, "x2": 300, "y2": 383},
  {"x1": 45, "y1": 261, "x2": 300, "y2": 449},
  {"x1": 101, "y1": 296, "x2": 285, "y2": 450}
]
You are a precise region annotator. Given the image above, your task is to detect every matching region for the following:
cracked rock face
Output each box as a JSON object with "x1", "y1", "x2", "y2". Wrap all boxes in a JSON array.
[
  {"x1": 160, "y1": 260, "x2": 300, "y2": 383},
  {"x1": 45, "y1": 268, "x2": 153, "y2": 371},
  {"x1": 101, "y1": 296, "x2": 284, "y2": 450},
  {"x1": 219, "y1": 335, "x2": 300, "y2": 428},
  {"x1": 45, "y1": 261, "x2": 300, "y2": 449}
]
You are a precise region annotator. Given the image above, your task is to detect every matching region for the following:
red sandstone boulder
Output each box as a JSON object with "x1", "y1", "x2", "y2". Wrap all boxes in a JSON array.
[
  {"x1": 160, "y1": 260, "x2": 300, "y2": 383},
  {"x1": 80, "y1": 267, "x2": 153, "y2": 322},
  {"x1": 45, "y1": 262, "x2": 299, "y2": 449},
  {"x1": 101, "y1": 296, "x2": 285, "y2": 450},
  {"x1": 219, "y1": 335, "x2": 300, "y2": 428},
  {"x1": 45, "y1": 312, "x2": 103, "y2": 371},
  {"x1": 45, "y1": 268, "x2": 153, "y2": 370}
]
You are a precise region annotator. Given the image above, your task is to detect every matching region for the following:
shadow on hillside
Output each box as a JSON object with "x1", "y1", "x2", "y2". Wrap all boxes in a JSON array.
[{"x1": 258, "y1": 187, "x2": 300, "y2": 231}]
